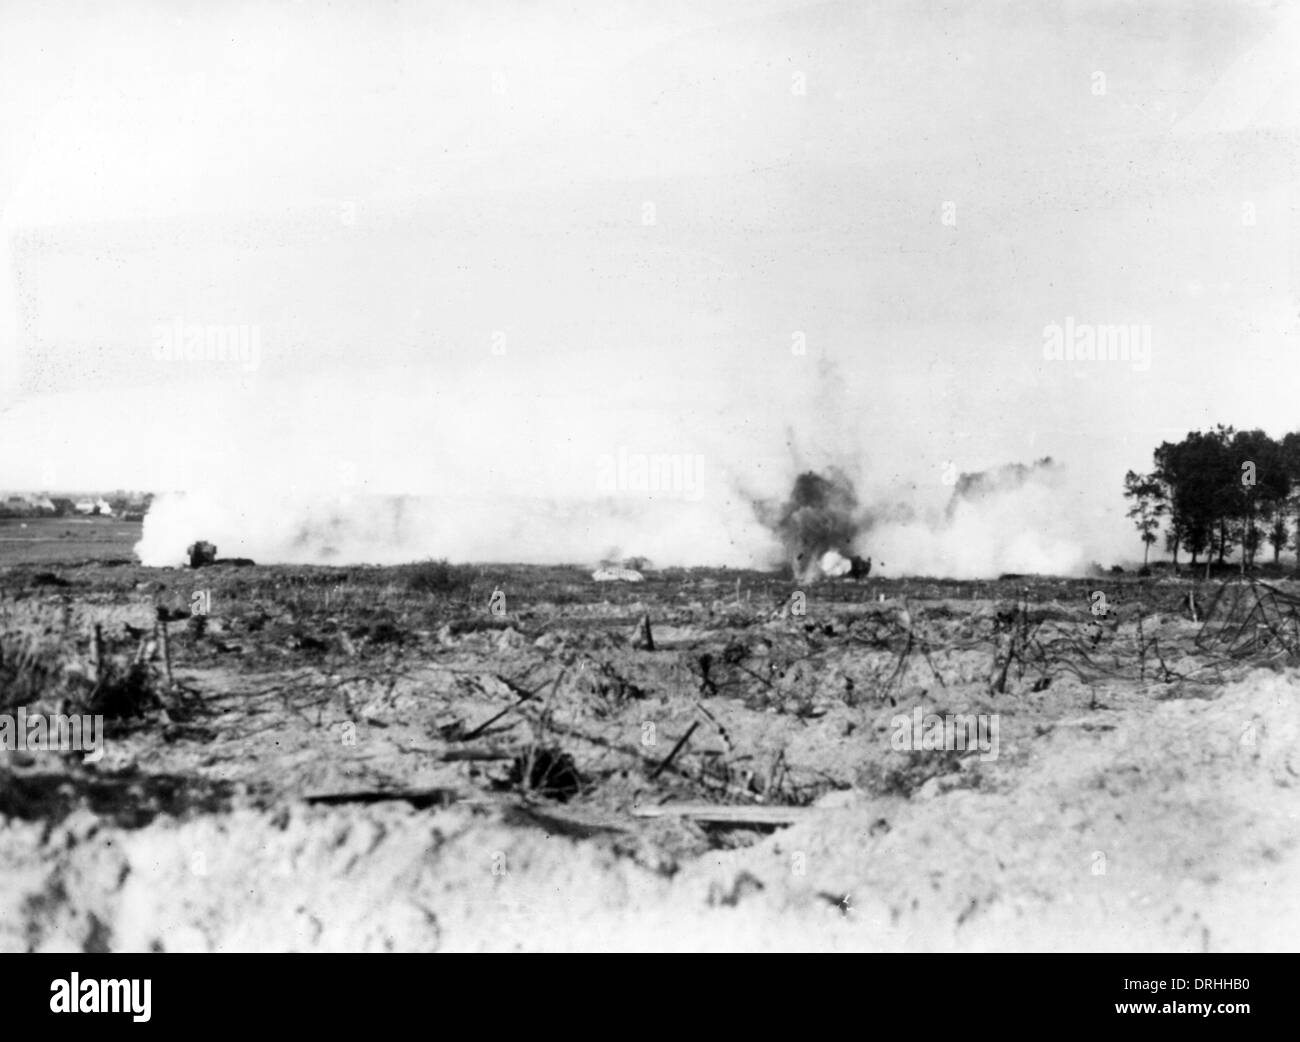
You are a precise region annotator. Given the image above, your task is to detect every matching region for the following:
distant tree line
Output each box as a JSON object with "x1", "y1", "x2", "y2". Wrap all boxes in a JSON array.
[{"x1": 1125, "y1": 425, "x2": 1300, "y2": 573}]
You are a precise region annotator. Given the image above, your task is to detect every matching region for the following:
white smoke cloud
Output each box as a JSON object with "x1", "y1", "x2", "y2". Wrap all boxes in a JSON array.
[
  {"x1": 133, "y1": 365, "x2": 1098, "y2": 578},
  {"x1": 860, "y1": 474, "x2": 1090, "y2": 579},
  {"x1": 744, "y1": 455, "x2": 1092, "y2": 581},
  {"x1": 135, "y1": 489, "x2": 775, "y2": 568},
  {"x1": 133, "y1": 360, "x2": 782, "y2": 569},
  {"x1": 137, "y1": 459, "x2": 1100, "y2": 577}
]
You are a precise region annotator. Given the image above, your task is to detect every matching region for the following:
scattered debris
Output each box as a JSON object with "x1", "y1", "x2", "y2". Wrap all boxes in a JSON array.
[
  {"x1": 575, "y1": 660, "x2": 646, "y2": 710},
  {"x1": 461, "y1": 670, "x2": 565, "y2": 740},
  {"x1": 6, "y1": 554, "x2": 1299, "y2": 951},
  {"x1": 503, "y1": 745, "x2": 583, "y2": 800},
  {"x1": 439, "y1": 618, "x2": 515, "y2": 638},
  {"x1": 1195, "y1": 580, "x2": 1300, "y2": 660}
]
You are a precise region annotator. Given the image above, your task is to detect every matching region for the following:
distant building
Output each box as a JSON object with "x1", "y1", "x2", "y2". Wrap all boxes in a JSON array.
[{"x1": 2, "y1": 493, "x2": 136, "y2": 517}]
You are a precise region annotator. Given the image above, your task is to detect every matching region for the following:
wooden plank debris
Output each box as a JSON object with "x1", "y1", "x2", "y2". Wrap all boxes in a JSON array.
[
  {"x1": 630, "y1": 802, "x2": 816, "y2": 826},
  {"x1": 303, "y1": 788, "x2": 461, "y2": 809}
]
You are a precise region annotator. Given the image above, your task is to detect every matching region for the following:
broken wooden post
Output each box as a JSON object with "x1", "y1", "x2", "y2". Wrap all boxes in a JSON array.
[
  {"x1": 92, "y1": 624, "x2": 104, "y2": 686},
  {"x1": 157, "y1": 616, "x2": 174, "y2": 691},
  {"x1": 635, "y1": 612, "x2": 655, "y2": 651},
  {"x1": 650, "y1": 720, "x2": 698, "y2": 780},
  {"x1": 1136, "y1": 606, "x2": 1146, "y2": 683}
]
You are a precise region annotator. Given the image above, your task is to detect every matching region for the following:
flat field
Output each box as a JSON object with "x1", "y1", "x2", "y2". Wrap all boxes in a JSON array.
[
  {"x1": 1, "y1": 526, "x2": 1297, "y2": 950},
  {"x1": 0, "y1": 517, "x2": 143, "y2": 565}
]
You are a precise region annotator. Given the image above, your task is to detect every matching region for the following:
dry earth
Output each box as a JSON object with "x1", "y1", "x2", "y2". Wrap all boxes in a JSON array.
[{"x1": 1, "y1": 545, "x2": 1298, "y2": 951}]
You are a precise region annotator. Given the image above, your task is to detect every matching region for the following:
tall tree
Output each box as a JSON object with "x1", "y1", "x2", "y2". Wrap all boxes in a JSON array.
[
  {"x1": 1123, "y1": 470, "x2": 1165, "y2": 568},
  {"x1": 1165, "y1": 519, "x2": 1185, "y2": 572},
  {"x1": 1228, "y1": 429, "x2": 1289, "y2": 573},
  {"x1": 1153, "y1": 430, "x2": 1230, "y2": 567},
  {"x1": 1146, "y1": 426, "x2": 1295, "y2": 575},
  {"x1": 1207, "y1": 425, "x2": 1239, "y2": 570},
  {"x1": 1268, "y1": 506, "x2": 1288, "y2": 565},
  {"x1": 1281, "y1": 432, "x2": 1300, "y2": 572}
]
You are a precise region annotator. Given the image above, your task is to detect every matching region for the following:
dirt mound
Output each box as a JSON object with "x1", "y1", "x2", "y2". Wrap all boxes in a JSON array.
[{"x1": 3, "y1": 670, "x2": 1296, "y2": 952}]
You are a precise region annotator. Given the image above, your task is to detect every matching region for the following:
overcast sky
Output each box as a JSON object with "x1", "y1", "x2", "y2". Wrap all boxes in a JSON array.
[{"x1": 0, "y1": 0, "x2": 1296, "y2": 561}]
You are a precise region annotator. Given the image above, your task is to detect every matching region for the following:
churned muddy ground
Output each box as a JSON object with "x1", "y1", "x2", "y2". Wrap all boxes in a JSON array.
[{"x1": 1, "y1": 552, "x2": 1297, "y2": 951}]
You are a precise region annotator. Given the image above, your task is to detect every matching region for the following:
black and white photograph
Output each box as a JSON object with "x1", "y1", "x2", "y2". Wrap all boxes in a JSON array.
[{"x1": 0, "y1": 0, "x2": 1297, "y2": 974}]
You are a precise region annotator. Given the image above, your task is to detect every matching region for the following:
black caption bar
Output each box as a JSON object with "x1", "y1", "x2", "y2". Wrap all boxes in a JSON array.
[{"x1": 0, "y1": 953, "x2": 1291, "y2": 1031}]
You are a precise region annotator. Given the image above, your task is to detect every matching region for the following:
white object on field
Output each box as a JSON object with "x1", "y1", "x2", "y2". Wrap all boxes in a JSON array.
[{"x1": 592, "y1": 567, "x2": 644, "y2": 582}]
